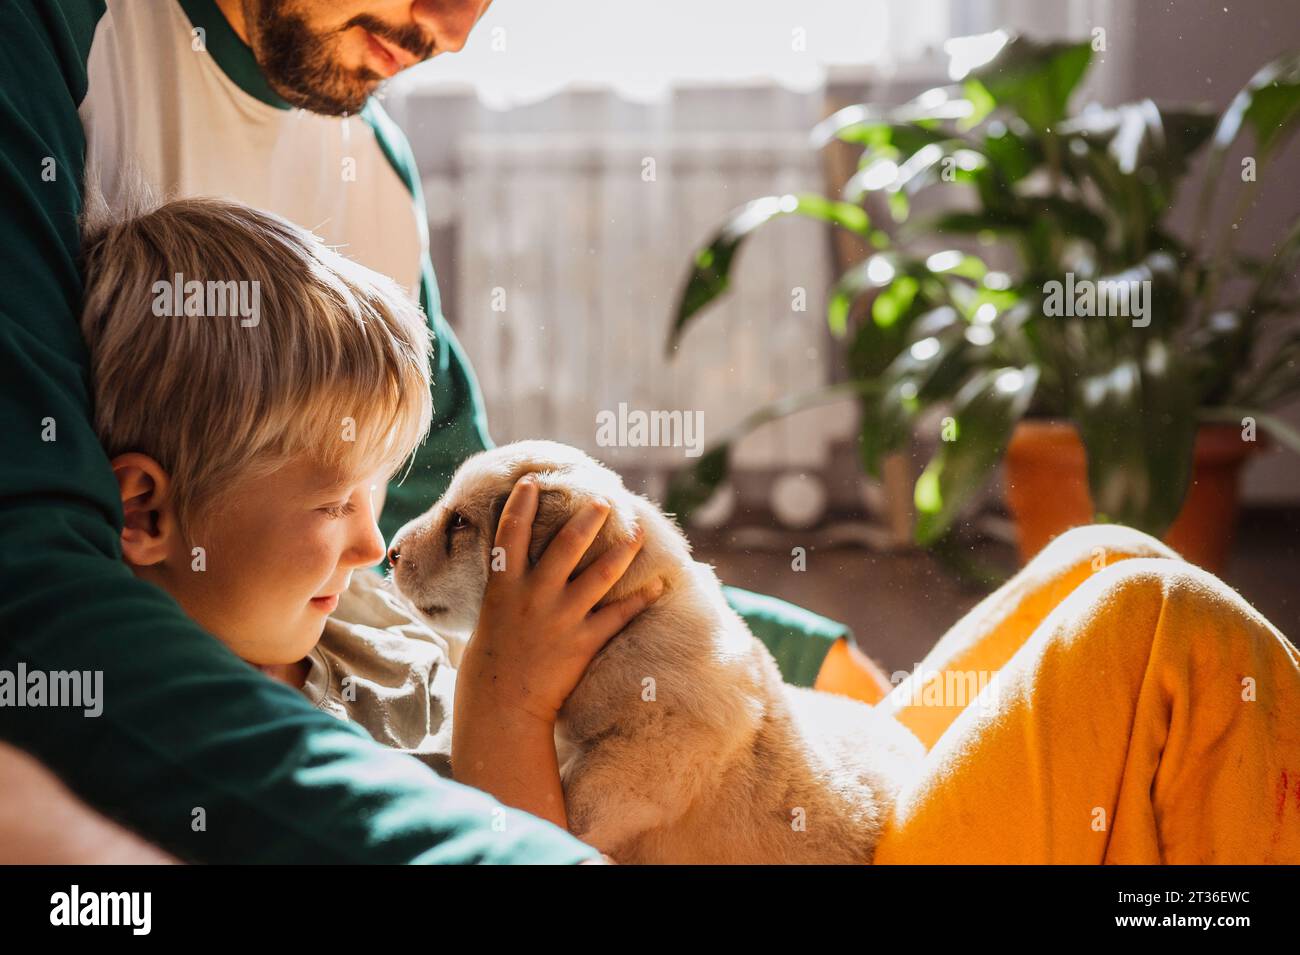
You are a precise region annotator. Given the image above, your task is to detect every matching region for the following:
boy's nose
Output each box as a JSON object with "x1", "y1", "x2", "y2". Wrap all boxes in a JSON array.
[{"x1": 349, "y1": 519, "x2": 387, "y2": 568}]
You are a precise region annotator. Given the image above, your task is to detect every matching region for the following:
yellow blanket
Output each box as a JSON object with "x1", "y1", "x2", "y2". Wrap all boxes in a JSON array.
[{"x1": 825, "y1": 524, "x2": 1300, "y2": 864}]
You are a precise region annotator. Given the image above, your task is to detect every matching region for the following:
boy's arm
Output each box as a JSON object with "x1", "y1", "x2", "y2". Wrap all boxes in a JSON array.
[
  {"x1": 452, "y1": 693, "x2": 570, "y2": 830},
  {"x1": 0, "y1": 0, "x2": 595, "y2": 865},
  {"x1": 449, "y1": 477, "x2": 661, "y2": 832}
]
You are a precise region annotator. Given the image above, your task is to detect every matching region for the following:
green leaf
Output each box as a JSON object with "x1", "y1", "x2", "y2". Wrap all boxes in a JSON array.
[
  {"x1": 1234, "y1": 328, "x2": 1300, "y2": 406},
  {"x1": 1215, "y1": 51, "x2": 1300, "y2": 158},
  {"x1": 1022, "y1": 197, "x2": 1110, "y2": 251},
  {"x1": 1188, "y1": 310, "x2": 1249, "y2": 405},
  {"x1": 812, "y1": 88, "x2": 976, "y2": 148},
  {"x1": 887, "y1": 190, "x2": 910, "y2": 222},
  {"x1": 663, "y1": 444, "x2": 731, "y2": 523},
  {"x1": 981, "y1": 119, "x2": 1041, "y2": 183},
  {"x1": 925, "y1": 250, "x2": 988, "y2": 281},
  {"x1": 1061, "y1": 101, "x2": 1216, "y2": 176},
  {"x1": 1061, "y1": 102, "x2": 1217, "y2": 237},
  {"x1": 844, "y1": 141, "x2": 988, "y2": 206},
  {"x1": 667, "y1": 194, "x2": 869, "y2": 353},
  {"x1": 829, "y1": 120, "x2": 952, "y2": 156},
  {"x1": 913, "y1": 366, "x2": 1039, "y2": 544},
  {"x1": 792, "y1": 193, "x2": 872, "y2": 235},
  {"x1": 1248, "y1": 218, "x2": 1300, "y2": 317},
  {"x1": 1196, "y1": 53, "x2": 1300, "y2": 245},
  {"x1": 860, "y1": 325, "x2": 978, "y2": 477},
  {"x1": 665, "y1": 381, "x2": 885, "y2": 522},
  {"x1": 966, "y1": 36, "x2": 1093, "y2": 132},
  {"x1": 828, "y1": 253, "x2": 936, "y2": 338},
  {"x1": 829, "y1": 255, "x2": 891, "y2": 337},
  {"x1": 871, "y1": 276, "x2": 920, "y2": 328},
  {"x1": 912, "y1": 197, "x2": 1108, "y2": 258},
  {"x1": 1072, "y1": 339, "x2": 1198, "y2": 535},
  {"x1": 963, "y1": 79, "x2": 997, "y2": 127},
  {"x1": 857, "y1": 395, "x2": 904, "y2": 482},
  {"x1": 911, "y1": 208, "x2": 1028, "y2": 239}
]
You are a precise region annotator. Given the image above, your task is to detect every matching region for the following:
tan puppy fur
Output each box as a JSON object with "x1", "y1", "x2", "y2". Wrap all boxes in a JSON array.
[{"x1": 389, "y1": 440, "x2": 923, "y2": 864}]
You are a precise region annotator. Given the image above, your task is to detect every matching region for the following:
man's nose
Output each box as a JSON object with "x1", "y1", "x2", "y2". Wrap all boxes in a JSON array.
[{"x1": 410, "y1": 0, "x2": 484, "y2": 54}]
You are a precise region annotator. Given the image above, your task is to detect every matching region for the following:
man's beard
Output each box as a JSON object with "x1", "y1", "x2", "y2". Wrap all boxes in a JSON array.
[{"x1": 245, "y1": 1, "x2": 433, "y2": 116}]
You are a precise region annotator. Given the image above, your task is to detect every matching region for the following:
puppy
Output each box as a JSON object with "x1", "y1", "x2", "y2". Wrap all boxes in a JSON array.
[{"x1": 389, "y1": 440, "x2": 923, "y2": 864}]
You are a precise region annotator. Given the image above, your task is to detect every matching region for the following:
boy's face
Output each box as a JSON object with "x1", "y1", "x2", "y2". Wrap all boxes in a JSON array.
[{"x1": 115, "y1": 452, "x2": 388, "y2": 666}]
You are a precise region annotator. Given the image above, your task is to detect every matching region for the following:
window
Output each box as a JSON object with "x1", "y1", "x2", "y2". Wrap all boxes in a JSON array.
[{"x1": 391, "y1": 0, "x2": 953, "y2": 106}]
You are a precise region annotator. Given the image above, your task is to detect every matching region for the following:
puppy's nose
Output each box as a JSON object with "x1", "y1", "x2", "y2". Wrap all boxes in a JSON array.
[{"x1": 387, "y1": 544, "x2": 401, "y2": 564}]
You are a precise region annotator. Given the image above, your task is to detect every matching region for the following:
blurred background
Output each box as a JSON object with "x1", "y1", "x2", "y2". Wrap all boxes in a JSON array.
[{"x1": 383, "y1": 0, "x2": 1300, "y2": 671}]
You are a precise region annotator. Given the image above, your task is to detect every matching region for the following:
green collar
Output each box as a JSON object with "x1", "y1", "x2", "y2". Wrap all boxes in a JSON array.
[{"x1": 177, "y1": 0, "x2": 292, "y2": 110}]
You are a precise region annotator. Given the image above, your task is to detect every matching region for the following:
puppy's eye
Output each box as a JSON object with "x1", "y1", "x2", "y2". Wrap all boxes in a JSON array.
[{"x1": 444, "y1": 511, "x2": 472, "y2": 558}]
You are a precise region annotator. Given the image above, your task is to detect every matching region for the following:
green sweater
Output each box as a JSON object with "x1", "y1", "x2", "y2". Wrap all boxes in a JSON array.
[{"x1": 0, "y1": 0, "x2": 848, "y2": 864}]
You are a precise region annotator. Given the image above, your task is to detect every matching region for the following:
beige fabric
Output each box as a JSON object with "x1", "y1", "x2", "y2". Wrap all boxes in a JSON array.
[{"x1": 301, "y1": 569, "x2": 464, "y2": 778}]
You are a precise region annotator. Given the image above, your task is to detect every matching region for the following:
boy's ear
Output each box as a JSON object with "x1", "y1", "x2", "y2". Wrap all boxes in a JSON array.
[{"x1": 110, "y1": 452, "x2": 175, "y2": 567}]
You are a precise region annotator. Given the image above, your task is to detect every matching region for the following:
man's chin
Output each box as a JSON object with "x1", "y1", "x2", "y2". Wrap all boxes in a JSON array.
[{"x1": 266, "y1": 72, "x2": 382, "y2": 116}]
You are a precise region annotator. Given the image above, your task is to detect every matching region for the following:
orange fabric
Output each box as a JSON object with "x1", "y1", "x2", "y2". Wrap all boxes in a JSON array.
[
  {"x1": 813, "y1": 636, "x2": 893, "y2": 706},
  {"x1": 871, "y1": 525, "x2": 1300, "y2": 864}
]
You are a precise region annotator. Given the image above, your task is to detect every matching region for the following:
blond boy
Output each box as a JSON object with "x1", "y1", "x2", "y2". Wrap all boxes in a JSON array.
[{"x1": 78, "y1": 195, "x2": 653, "y2": 829}]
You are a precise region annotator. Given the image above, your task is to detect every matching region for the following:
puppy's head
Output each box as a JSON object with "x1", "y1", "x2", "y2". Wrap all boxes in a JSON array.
[{"x1": 388, "y1": 440, "x2": 688, "y2": 638}]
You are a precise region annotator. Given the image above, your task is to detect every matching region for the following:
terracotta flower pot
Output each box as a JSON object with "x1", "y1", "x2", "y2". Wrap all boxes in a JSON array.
[{"x1": 1003, "y1": 419, "x2": 1257, "y2": 574}]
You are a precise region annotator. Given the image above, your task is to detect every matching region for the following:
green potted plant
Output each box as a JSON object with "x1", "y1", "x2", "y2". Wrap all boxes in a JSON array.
[{"x1": 665, "y1": 32, "x2": 1300, "y2": 572}]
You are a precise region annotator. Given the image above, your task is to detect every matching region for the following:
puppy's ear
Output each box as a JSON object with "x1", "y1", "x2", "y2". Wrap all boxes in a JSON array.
[
  {"x1": 481, "y1": 477, "x2": 586, "y2": 567},
  {"x1": 492, "y1": 465, "x2": 637, "y2": 574},
  {"x1": 488, "y1": 491, "x2": 511, "y2": 537},
  {"x1": 526, "y1": 485, "x2": 585, "y2": 567}
]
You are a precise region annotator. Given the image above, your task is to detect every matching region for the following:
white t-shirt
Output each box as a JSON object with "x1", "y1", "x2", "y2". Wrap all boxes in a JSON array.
[{"x1": 79, "y1": 0, "x2": 424, "y2": 294}]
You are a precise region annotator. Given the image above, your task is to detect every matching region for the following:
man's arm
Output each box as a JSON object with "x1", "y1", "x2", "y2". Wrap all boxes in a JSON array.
[
  {"x1": 0, "y1": 743, "x2": 176, "y2": 864},
  {"x1": 0, "y1": 0, "x2": 595, "y2": 865}
]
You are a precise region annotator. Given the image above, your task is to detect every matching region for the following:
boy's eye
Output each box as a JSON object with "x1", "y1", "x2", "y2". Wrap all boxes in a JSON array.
[{"x1": 323, "y1": 501, "x2": 357, "y2": 519}]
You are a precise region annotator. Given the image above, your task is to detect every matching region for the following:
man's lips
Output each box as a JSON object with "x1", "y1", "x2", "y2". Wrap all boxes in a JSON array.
[{"x1": 361, "y1": 29, "x2": 414, "y2": 78}]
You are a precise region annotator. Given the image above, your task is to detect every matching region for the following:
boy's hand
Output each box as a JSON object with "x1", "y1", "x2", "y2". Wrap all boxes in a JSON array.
[
  {"x1": 460, "y1": 474, "x2": 662, "y2": 728},
  {"x1": 451, "y1": 475, "x2": 661, "y2": 829}
]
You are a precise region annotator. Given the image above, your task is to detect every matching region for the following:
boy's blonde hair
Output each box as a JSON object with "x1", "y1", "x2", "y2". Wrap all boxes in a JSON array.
[{"x1": 79, "y1": 190, "x2": 433, "y2": 542}]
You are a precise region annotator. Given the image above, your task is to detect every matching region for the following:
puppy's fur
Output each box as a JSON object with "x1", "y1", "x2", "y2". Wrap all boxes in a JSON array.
[{"x1": 389, "y1": 440, "x2": 922, "y2": 864}]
